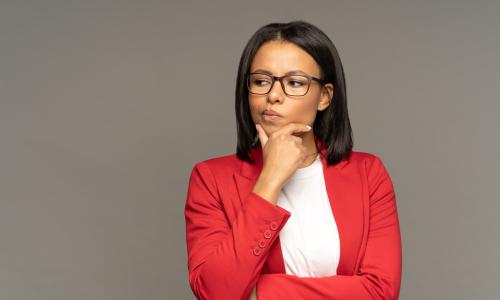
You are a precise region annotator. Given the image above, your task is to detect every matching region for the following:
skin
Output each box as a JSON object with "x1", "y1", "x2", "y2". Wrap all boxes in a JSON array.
[
  {"x1": 247, "y1": 41, "x2": 334, "y2": 299},
  {"x1": 249, "y1": 41, "x2": 334, "y2": 204}
]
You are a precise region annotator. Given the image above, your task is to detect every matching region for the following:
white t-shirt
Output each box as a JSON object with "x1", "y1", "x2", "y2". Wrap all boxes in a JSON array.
[{"x1": 277, "y1": 153, "x2": 341, "y2": 277}]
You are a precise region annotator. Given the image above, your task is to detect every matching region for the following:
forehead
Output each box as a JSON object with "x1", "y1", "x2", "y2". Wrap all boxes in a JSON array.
[{"x1": 250, "y1": 41, "x2": 321, "y2": 76}]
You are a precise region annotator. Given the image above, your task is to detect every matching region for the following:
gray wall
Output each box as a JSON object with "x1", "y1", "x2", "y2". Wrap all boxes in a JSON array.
[{"x1": 1, "y1": 1, "x2": 498, "y2": 299}]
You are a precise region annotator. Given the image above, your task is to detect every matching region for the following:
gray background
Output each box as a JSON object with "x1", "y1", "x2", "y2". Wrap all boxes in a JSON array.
[{"x1": 1, "y1": 1, "x2": 499, "y2": 299}]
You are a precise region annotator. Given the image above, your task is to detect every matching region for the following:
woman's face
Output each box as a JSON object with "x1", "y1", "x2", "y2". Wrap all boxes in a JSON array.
[{"x1": 248, "y1": 41, "x2": 334, "y2": 136}]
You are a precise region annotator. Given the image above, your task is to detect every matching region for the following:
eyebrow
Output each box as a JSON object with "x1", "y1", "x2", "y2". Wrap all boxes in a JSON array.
[{"x1": 251, "y1": 68, "x2": 308, "y2": 75}]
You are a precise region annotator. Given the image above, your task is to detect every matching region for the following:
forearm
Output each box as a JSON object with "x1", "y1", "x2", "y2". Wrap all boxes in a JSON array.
[
  {"x1": 252, "y1": 170, "x2": 283, "y2": 205},
  {"x1": 187, "y1": 190, "x2": 290, "y2": 299}
]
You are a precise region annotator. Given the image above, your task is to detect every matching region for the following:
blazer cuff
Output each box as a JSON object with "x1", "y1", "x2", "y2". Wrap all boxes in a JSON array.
[{"x1": 241, "y1": 191, "x2": 291, "y2": 256}]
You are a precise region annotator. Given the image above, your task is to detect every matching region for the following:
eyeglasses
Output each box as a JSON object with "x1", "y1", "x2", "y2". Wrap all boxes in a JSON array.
[{"x1": 246, "y1": 72, "x2": 326, "y2": 96}]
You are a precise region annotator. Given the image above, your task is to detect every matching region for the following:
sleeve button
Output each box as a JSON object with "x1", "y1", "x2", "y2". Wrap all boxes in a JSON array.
[
  {"x1": 258, "y1": 239, "x2": 266, "y2": 248},
  {"x1": 264, "y1": 230, "x2": 272, "y2": 239},
  {"x1": 253, "y1": 247, "x2": 261, "y2": 256},
  {"x1": 270, "y1": 221, "x2": 278, "y2": 231}
]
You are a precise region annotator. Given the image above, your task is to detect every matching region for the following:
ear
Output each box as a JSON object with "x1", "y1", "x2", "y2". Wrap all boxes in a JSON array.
[{"x1": 317, "y1": 83, "x2": 334, "y2": 111}]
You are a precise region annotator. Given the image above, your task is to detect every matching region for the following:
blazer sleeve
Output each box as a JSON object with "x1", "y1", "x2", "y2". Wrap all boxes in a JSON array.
[
  {"x1": 184, "y1": 161, "x2": 291, "y2": 300},
  {"x1": 256, "y1": 156, "x2": 402, "y2": 300}
]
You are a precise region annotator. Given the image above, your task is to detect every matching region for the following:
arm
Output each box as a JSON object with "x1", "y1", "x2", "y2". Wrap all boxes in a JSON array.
[
  {"x1": 185, "y1": 161, "x2": 291, "y2": 300},
  {"x1": 256, "y1": 156, "x2": 402, "y2": 300}
]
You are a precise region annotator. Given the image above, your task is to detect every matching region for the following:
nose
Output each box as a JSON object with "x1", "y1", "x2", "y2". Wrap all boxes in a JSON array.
[{"x1": 267, "y1": 79, "x2": 285, "y2": 103}]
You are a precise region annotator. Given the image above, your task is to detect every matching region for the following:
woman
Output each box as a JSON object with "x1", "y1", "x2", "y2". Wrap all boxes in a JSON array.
[{"x1": 184, "y1": 20, "x2": 402, "y2": 300}]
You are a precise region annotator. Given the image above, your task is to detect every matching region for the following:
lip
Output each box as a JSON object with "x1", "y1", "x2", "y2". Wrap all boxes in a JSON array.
[
  {"x1": 262, "y1": 109, "x2": 283, "y2": 117},
  {"x1": 263, "y1": 114, "x2": 281, "y2": 122}
]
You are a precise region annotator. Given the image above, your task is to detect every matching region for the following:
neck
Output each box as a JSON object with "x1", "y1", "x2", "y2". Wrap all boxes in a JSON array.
[{"x1": 296, "y1": 130, "x2": 319, "y2": 168}]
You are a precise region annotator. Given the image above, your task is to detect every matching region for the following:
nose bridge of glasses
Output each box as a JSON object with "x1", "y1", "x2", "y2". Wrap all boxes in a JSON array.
[{"x1": 269, "y1": 75, "x2": 287, "y2": 94}]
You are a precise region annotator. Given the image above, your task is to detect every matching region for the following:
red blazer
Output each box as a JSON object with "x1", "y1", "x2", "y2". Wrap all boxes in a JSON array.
[{"x1": 184, "y1": 138, "x2": 402, "y2": 300}]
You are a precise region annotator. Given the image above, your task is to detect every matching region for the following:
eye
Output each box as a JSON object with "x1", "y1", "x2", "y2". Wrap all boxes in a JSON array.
[
  {"x1": 251, "y1": 77, "x2": 271, "y2": 86},
  {"x1": 288, "y1": 80, "x2": 304, "y2": 87},
  {"x1": 286, "y1": 79, "x2": 308, "y2": 87}
]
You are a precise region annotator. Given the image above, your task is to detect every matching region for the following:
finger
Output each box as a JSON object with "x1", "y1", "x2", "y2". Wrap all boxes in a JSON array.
[
  {"x1": 255, "y1": 123, "x2": 268, "y2": 147},
  {"x1": 274, "y1": 122, "x2": 311, "y2": 137}
]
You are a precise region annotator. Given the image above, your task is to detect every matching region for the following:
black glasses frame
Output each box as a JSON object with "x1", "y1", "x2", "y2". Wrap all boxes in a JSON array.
[{"x1": 246, "y1": 72, "x2": 327, "y2": 96}]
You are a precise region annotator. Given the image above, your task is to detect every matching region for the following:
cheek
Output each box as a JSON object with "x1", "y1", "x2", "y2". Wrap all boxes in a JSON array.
[{"x1": 290, "y1": 100, "x2": 318, "y2": 121}]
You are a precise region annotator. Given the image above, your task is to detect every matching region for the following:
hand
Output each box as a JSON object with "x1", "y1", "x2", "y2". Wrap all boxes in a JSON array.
[
  {"x1": 256, "y1": 122, "x2": 312, "y2": 187},
  {"x1": 252, "y1": 122, "x2": 312, "y2": 203}
]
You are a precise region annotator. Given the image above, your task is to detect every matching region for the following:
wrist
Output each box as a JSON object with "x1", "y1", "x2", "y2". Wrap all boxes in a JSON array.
[{"x1": 252, "y1": 173, "x2": 282, "y2": 205}]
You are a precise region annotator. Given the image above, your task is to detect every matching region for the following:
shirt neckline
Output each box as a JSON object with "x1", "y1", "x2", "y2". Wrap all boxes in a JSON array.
[{"x1": 286, "y1": 153, "x2": 321, "y2": 181}]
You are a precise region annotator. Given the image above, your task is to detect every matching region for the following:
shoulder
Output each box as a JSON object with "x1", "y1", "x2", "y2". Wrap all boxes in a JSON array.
[
  {"x1": 347, "y1": 151, "x2": 396, "y2": 196},
  {"x1": 347, "y1": 150, "x2": 384, "y2": 166},
  {"x1": 351, "y1": 150, "x2": 384, "y2": 161},
  {"x1": 189, "y1": 152, "x2": 241, "y2": 178},
  {"x1": 186, "y1": 152, "x2": 241, "y2": 197},
  {"x1": 347, "y1": 150, "x2": 392, "y2": 177}
]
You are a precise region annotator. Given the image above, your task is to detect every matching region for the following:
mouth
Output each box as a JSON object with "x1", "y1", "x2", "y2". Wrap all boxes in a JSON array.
[
  {"x1": 262, "y1": 114, "x2": 282, "y2": 122},
  {"x1": 262, "y1": 109, "x2": 283, "y2": 122},
  {"x1": 262, "y1": 109, "x2": 283, "y2": 117}
]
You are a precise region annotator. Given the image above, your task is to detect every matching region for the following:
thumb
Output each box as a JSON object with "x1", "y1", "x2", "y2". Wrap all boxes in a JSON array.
[{"x1": 255, "y1": 124, "x2": 268, "y2": 147}]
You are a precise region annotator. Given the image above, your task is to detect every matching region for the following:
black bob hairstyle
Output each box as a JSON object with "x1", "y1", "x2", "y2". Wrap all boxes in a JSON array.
[{"x1": 235, "y1": 20, "x2": 353, "y2": 166}]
